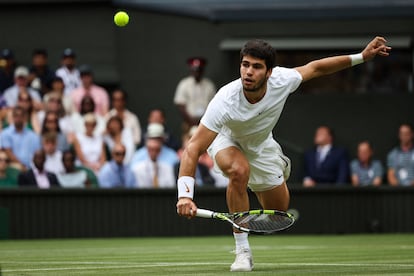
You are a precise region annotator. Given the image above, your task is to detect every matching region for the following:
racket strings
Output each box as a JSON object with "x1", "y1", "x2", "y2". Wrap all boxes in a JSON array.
[{"x1": 234, "y1": 214, "x2": 293, "y2": 232}]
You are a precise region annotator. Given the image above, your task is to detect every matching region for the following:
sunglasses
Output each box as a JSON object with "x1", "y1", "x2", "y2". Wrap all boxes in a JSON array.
[
  {"x1": 0, "y1": 158, "x2": 9, "y2": 162},
  {"x1": 113, "y1": 151, "x2": 126, "y2": 156}
]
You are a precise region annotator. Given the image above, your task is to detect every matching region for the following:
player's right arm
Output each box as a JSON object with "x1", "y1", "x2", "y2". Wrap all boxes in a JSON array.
[{"x1": 176, "y1": 124, "x2": 218, "y2": 218}]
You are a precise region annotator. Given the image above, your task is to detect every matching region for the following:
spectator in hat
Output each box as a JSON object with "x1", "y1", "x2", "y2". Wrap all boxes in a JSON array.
[
  {"x1": 139, "y1": 108, "x2": 180, "y2": 151},
  {"x1": 2, "y1": 65, "x2": 42, "y2": 108},
  {"x1": 72, "y1": 112, "x2": 107, "y2": 173},
  {"x1": 174, "y1": 57, "x2": 216, "y2": 133},
  {"x1": 71, "y1": 64, "x2": 109, "y2": 116},
  {"x1": 130, "y1": 123, "x2": 179, "y2": 167},
  {"x1": 27, "y1": 48, "x2": 55, "y2": 96},
  {"x1": 0, "y1": 48, "x2": 17, "y2": 93},
  {"x1": 55, "y1": 48, "x2": 81, "y2": 95}
]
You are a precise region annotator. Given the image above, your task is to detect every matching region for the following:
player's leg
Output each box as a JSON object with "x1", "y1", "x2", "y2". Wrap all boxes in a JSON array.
[
  {"x1": 215, "y1": 146, "x2": 250, "y2": 214},
  {"x1": 215, "y1": 146, "x2": 253, "y2": 272},
  {"x1": 254, "y1": 181, "x2": 290, "y2": 211}
]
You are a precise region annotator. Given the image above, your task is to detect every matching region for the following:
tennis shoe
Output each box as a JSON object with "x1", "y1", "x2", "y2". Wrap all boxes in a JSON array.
[{"x1": 230, "y1": 247, "x2": 253, "y2": 272}]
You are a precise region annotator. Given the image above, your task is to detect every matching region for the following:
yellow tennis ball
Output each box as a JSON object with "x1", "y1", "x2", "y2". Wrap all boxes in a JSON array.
[{"x1": 114, "y1": 11, "x2": 129, "y2": 27}]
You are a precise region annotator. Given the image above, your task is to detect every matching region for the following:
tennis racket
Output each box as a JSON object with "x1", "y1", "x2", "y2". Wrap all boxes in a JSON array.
[{"x1": 195, "y1": 208, "x2": 295, "y2": 235}]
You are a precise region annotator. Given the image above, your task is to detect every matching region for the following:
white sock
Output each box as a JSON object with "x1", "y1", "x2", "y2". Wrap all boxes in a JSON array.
[{"x1": 233, "y1": 232, "x2": 250, "y2": 251}]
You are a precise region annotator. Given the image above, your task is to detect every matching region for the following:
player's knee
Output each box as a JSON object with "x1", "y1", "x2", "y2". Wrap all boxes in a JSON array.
[{"x1": 227, "y1": 161, "x2": 250, "y2": 186}]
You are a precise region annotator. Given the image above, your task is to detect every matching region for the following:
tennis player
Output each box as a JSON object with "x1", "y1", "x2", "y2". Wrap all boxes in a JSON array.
[{"x1": 176, "y1": 36, "x2": 390, "y2": 272}]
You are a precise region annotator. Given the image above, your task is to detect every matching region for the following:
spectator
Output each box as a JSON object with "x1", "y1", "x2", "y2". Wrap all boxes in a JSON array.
[
  {"x1": 141, "y1": 108, "x2": 180, "y2": 151},
  {"x1": 98, "y1": 143, "x2": 136, "y2": 188},
  {"x1": 350, "y1": 141, "x2": 383, "y2": 186},
  {"x1": 1, "y1": 106, "x2": 41, "y2": 170},
  {"x1": 174, "y1": 57, "x2": 216, "y2": 132},
  {"x1": 0, "y1": 48, "x2": 16, "y2": 93},
  {"x1": 130, "y1": 123, "x2": 179, "y2": 167},
  {"x1": 73, "y1": 113, "x2": 106, "y2": 173},
  {"x1": 38, "y1": 93, "x2": 74, "y2": 145},
  {"x1": 71, "y1": 64, "x2": 109, "y2": 116},
  {"x1": 0, "y1": 149, "x2": 19, "y2": 187},
  {"x1": 106, "y1": 88, "x2": 142, "y2": 147},
  {"x1": 5, "y1": 89, "x2": 41, "y2": 133},
  {"x1": 42, "y1": 132, "x2": 65, "y2": 175},
  {"x1": 47, "y1": 76, "x2": 75, "y2": 115},
  {"x1": 18, "y1": 149, "x2": 60, "y2": 188},
  {"x1": 40, "y1": 110, "x2": 70, "y2": 151},
  {"x1": 55, "y1": 48, "x2": 81, "y2": 95},
  {"x1": 3, "y1": 66, "x2": 41, "y2": 108},
  {"x1": 56, "y1": 149, "x2": 94, "y2": 188},
  {"x1": 303, "y1": 126, "x2": 349, "y2": 187},
  {"x1": 71, "y1": 95, "x2": 106, "y2": 135},
  {"x1": 175, "y1": 126, "x2": 215, "y2": 187},
  {"x1": 103, "y1": 116, "x2": 135, "y2": 164},
  {"x1": 27, "y1": 48, "x2": 55, "y2": 96},
  {"x1": 387, "y1": 123, "x2": 414, "y2": 186},
  {"x1": 132, "y1": 137, "x2": 175, "y2": 188}
]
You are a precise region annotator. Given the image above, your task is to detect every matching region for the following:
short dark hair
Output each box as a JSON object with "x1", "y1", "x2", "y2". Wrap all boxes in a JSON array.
[
  {"x1": 32, "y1": 48, "x2": 48, "y2": 57},
  {"x1": 240, "y1": 39, "x2": 277, "y2": 70}
]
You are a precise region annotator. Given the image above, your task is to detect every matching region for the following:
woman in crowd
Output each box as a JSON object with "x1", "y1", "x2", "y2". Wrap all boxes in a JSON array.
[{"x1": 72, "y1": 112, "x2": 106, "y2": 173}]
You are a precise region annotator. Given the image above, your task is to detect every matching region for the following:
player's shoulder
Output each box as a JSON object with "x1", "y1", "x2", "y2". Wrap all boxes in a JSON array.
[
  {"x1": 216, "y1": 78, "x2": 241, "y2": 98},
  {"x1": 270, "y1": 66, "x2": 302, "y2": 82}
]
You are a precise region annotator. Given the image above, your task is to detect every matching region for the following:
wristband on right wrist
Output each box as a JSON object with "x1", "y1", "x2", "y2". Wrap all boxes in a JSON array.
[{"x1": 177, "y1": 176, "x2": 195, "y2": 199}]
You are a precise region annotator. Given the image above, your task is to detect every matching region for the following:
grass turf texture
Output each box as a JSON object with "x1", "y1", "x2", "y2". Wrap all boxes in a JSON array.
[{"x1": 1, "y1": 234, "x2": 413, "y2": 275}]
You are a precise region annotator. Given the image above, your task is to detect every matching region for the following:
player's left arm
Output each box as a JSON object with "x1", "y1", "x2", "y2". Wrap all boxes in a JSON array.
[{"x1": 296, "y1": 36, "x2": 391, "y2": 82}]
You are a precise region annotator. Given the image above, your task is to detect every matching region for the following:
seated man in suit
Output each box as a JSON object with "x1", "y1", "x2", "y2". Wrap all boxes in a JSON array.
[
  {"x1": 303, "y1": 126, "x2": 349, "y2": 187},
  {"x1": 18, "y1": 149, "x2": 60, "y2": 188}
]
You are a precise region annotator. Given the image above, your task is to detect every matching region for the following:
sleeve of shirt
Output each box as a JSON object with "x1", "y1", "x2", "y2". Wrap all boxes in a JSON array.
[
  {"x1": 387, "y1": 150, "x2": 396, "y2": 169},
  {"x1": 270, "y1": 67, "x2": 303, "y2": 94},
  {"x1": 200, "y1": 92, "x2": 227, "y2": 134},
  {"x1": 1, "y1": 130, "x2": 11, "y2": 149},
  {"x1": 373, "y1": 160, "x2": 384, "y2": 178},
  {"x1": 350, "y1": 159, "x2": 358, "y2": 175},
  {"x1": 97, "y1": 164, "x2": 110, "y2": 188},
  {"x1": 173, "y1": 79, "x2": 188, "y2": 105},
  {"x1": 125, "y1": 169, "x2": 137, "y2": 188}
]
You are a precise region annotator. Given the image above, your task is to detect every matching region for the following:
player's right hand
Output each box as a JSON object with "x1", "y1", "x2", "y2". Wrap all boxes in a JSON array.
[{"x1": 176, "y1": 197, "x2": 197, "y2": 218}]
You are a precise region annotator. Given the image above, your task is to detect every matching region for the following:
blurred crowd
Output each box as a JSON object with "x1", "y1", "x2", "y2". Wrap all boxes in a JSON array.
[
  {"x1": 0, "y1": 48, "x2": 228, "y2": 188},
  {"x1": 302, "y1": 124, "x2": 414, "y2": 187},
  {"x1": 0, "y1": 48, "x2": 412, "y2": 188}
]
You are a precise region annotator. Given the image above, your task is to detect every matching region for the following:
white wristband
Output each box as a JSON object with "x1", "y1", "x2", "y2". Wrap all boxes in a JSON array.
[
  {"x1": 349, "y1": 53, "x2": 364, "y2": 66},
  {"x1": 177, "y1": 176, "x2": 195, "y2": 199}
]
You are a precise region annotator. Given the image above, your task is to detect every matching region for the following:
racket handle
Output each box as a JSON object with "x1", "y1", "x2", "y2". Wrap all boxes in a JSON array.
[{"x1": 196, "y1": 208, "x2": 214, "y2": 218}]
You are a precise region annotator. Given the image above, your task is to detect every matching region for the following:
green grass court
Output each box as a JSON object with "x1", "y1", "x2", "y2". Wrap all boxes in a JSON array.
[{"x1": 1, "y1": 234, "x2": 413, "y2": 275}]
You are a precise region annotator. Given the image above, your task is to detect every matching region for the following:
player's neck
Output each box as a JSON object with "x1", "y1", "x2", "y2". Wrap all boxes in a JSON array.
[{"x1": 243, "y1": 88, "x2": 267, "y2": 104}]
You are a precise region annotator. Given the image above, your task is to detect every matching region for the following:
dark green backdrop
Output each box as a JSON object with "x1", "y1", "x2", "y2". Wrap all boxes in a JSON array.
[{"x1": 1, "y1": 2, "x2": 413, "y2": 182}]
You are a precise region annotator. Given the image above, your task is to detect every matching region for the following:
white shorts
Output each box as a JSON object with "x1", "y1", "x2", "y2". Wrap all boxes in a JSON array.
[{"x1": 207, "y1": 134, "x2": 291, "y2": 192}]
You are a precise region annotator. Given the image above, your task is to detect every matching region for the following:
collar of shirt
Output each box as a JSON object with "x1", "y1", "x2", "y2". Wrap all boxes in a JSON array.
[
  {"x1": 32, "y1": 165, "x2": 50, "y2": 189},
  {"x1": 317, "y1": 144, "x2": 332, "y2": 161}
]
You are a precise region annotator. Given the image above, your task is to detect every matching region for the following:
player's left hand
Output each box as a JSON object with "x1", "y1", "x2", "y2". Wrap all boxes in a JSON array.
[
  {"x1": 362, "y1": 36, "x2": 392, "y2": 61},
  {"x1": 176, "y1": 197, "x2": 197, "y2": 219}
]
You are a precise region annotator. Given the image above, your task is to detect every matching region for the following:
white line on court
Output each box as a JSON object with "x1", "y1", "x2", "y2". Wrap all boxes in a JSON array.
[{"x1": 2, "y1": 262, "x2": 414, "y2": 273}]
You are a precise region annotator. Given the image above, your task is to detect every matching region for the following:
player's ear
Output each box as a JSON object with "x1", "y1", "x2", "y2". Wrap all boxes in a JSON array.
[{"x1": 266, "y1": 67, "x2": 273, "y2": 78}]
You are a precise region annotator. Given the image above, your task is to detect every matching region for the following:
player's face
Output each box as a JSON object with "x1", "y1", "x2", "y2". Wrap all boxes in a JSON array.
[{"x1": 240, "y1": 55, "x2": 271, "y2": 93}]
